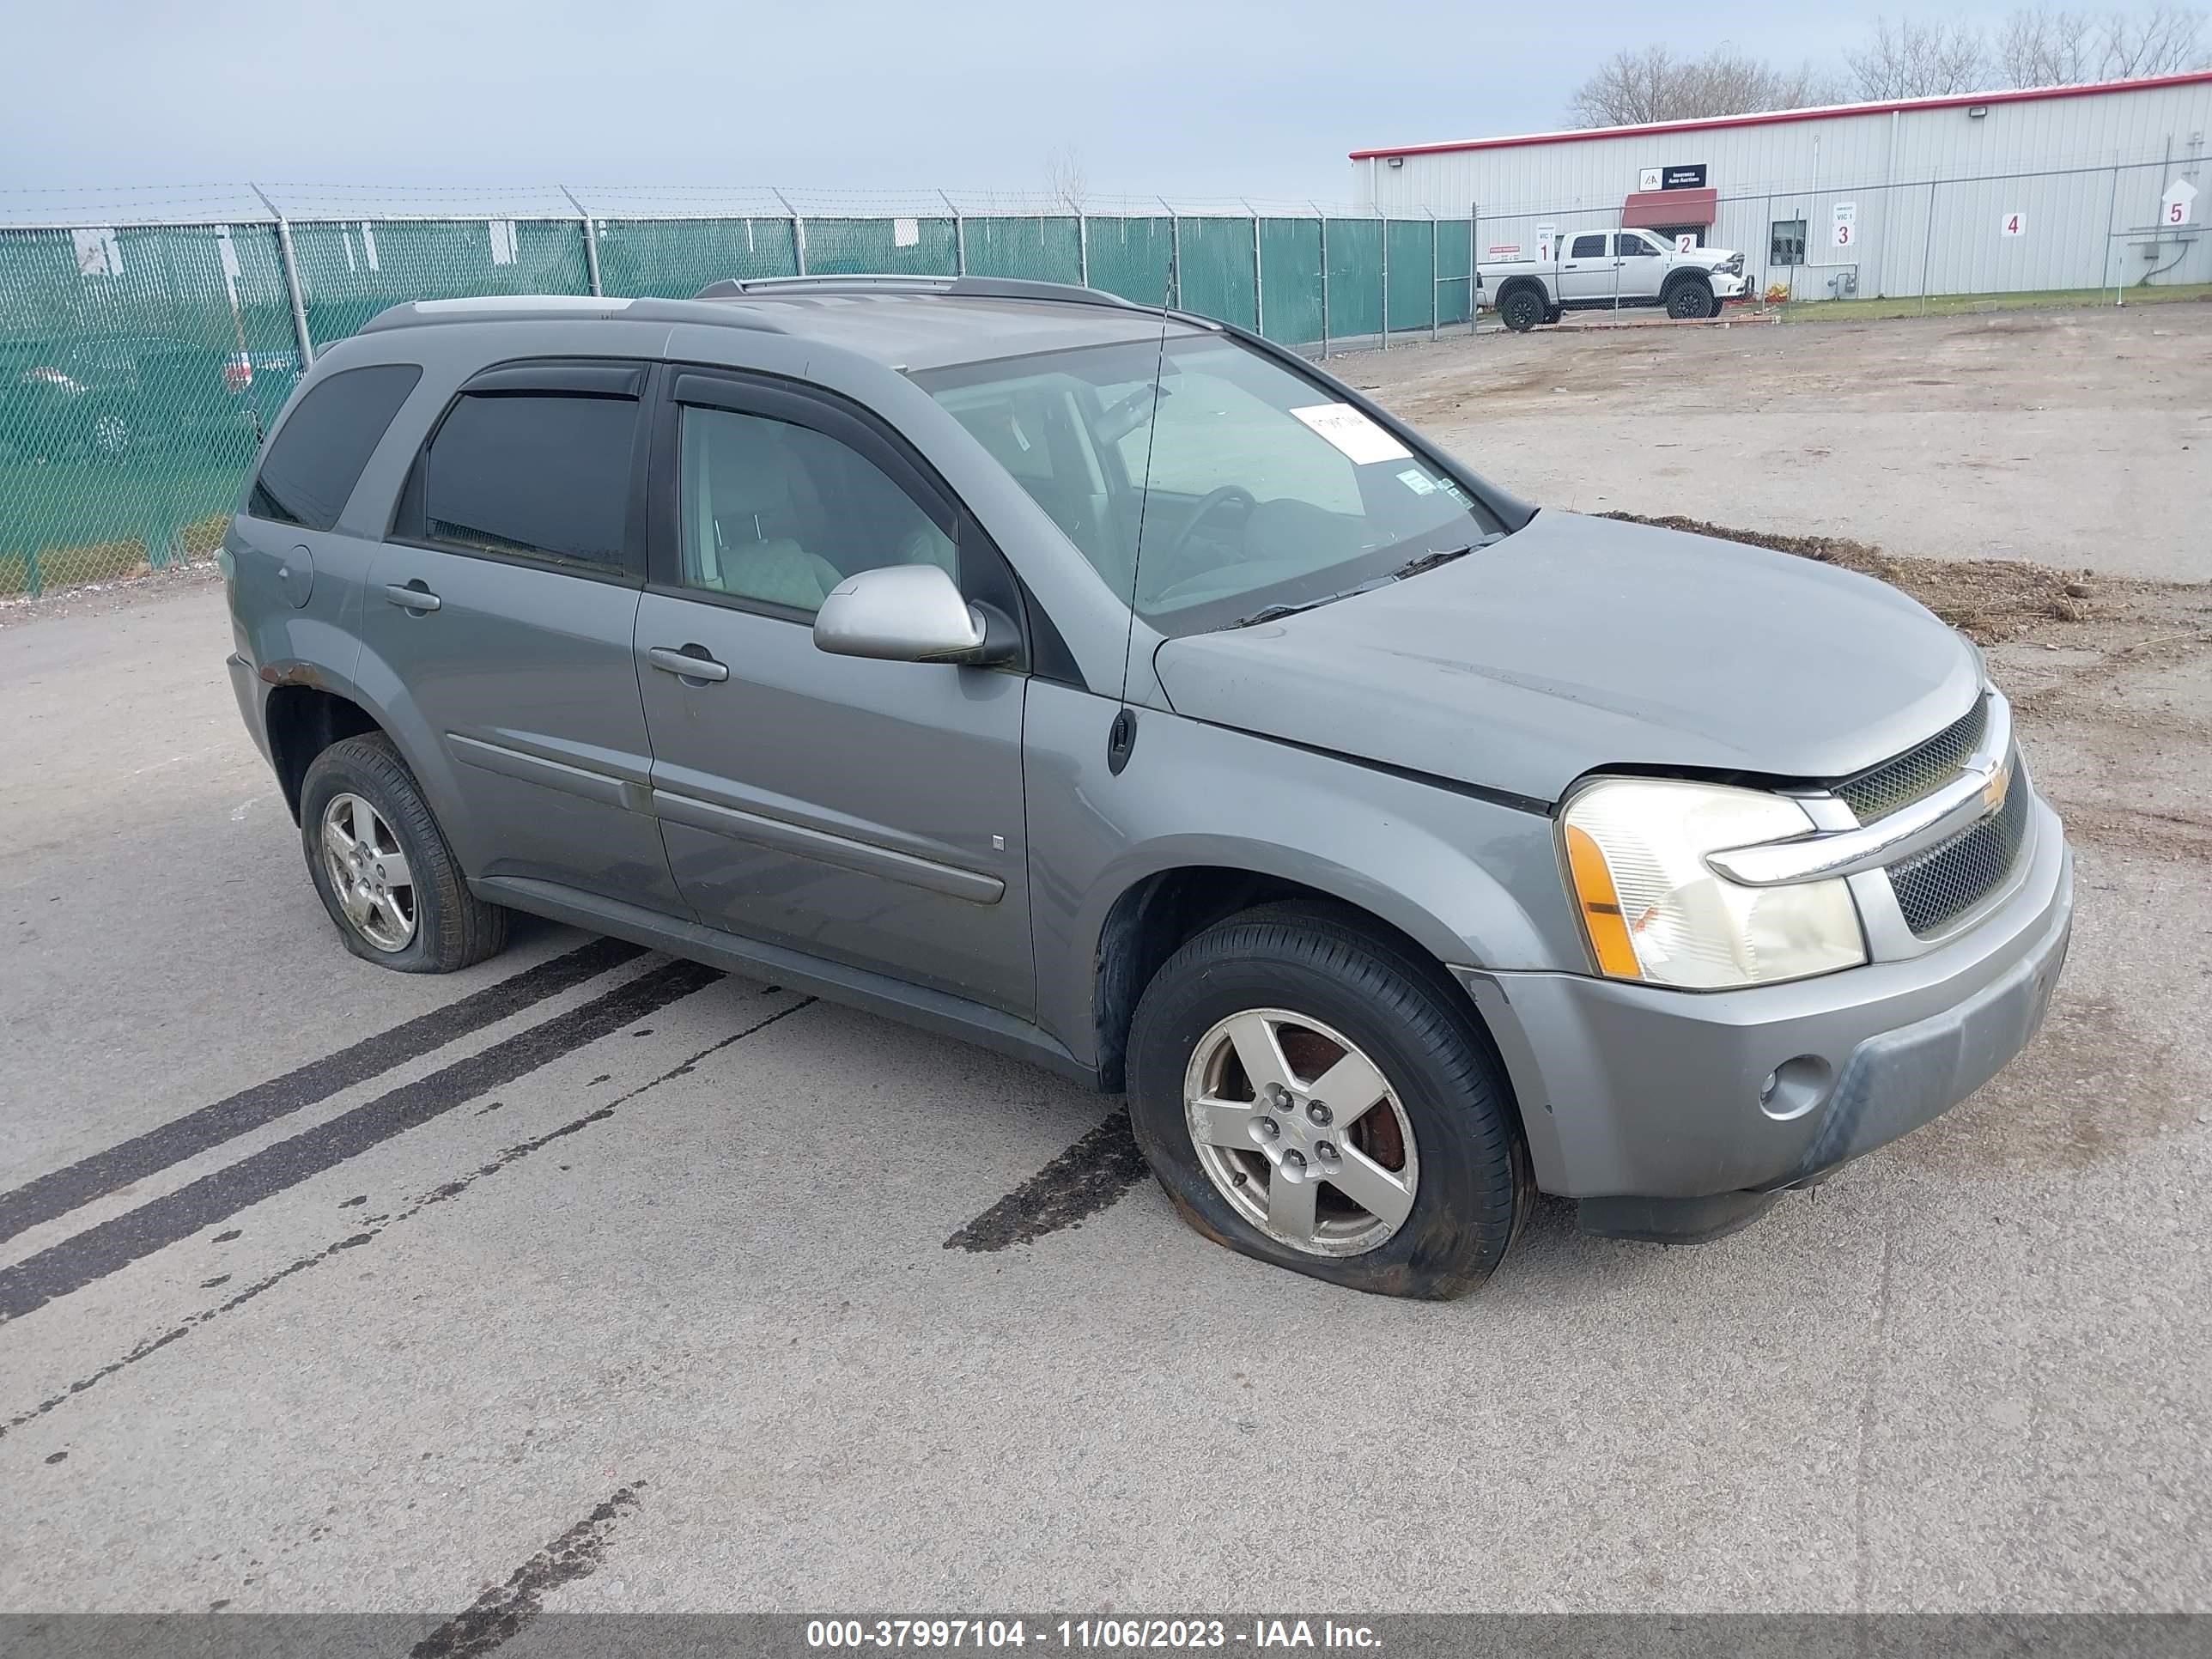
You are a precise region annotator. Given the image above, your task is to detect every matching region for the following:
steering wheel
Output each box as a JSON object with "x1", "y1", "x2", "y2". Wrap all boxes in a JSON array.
[{"x1": 1153, "y1": 485, "x2": 1257, "y2": 574}]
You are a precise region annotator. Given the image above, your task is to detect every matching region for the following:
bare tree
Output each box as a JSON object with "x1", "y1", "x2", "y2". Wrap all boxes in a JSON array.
[
  {"x1": 1997, "y1": 8, "x2": 2100, "y2": 84},
  {"x1": 1848, "y1": 15, "x2": 1992, "y2": 97},
  {"x1": 1044, "y1": 146, "x2": 1089, "y2": 216},
  {"x1": 2094, "y1": 3, "x2": 2209, "y2": 74},
  {"x1": 1569, "y1": 45, "x2": 1846, "y2": 126},
  {"x1": 1965, "y1": 6, "x2": 2205, "y2": 92}
]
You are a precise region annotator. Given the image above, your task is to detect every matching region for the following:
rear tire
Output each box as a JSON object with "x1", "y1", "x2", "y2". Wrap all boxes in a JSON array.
[
  {"x1": 1126, "y1": 902, "x2": 1531, "y2": 1299},
  {"x1": 1498, "y1": 286, "x2": 1546, "y2": 332},
  {"x1": 299, "y1": 733, "x2": 508, "y2": 974}
]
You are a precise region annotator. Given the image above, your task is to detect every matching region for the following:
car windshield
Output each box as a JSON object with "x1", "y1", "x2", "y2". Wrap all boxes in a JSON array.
[{"x1": 914, "y1": 333, "x2": 1504, "y2": 635}]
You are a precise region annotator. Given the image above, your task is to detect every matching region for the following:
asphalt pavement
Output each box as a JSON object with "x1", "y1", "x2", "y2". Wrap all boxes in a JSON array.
[{"x1": 3, "y1": 514, "x2": 2209, "y2": 1616}]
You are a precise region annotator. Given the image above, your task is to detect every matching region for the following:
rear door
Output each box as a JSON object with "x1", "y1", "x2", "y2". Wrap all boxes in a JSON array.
[
  {"x1": 1558, "y1": 233, "x2": 1618, "y2": 302},
  {"x1": 360, "y1": 360, "x2": 684, "y2": 913},
  {"x1": 632, "y1": 367, "x2": 1034, "y2": 1016}
]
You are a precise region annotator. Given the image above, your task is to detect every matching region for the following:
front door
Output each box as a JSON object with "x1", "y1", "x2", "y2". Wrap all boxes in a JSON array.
[
  {"x1": 360, "y1": 361, "x2": 683, "y2": 913},
  {"x1": 634, "y1": 368, "x2": 1034, "y2": 1016},
  {"x1": 1613, "y1": 232, "x2": 1667, "y2": 300}
]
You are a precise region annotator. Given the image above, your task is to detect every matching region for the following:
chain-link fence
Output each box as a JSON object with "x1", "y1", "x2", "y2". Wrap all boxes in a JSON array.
[
  {"x1": 1473, "y1": 155, "x2": 2206, "y2": 308},
  {"x1": 0, "y1": 186, "x2": 1476, "y2": 599}
]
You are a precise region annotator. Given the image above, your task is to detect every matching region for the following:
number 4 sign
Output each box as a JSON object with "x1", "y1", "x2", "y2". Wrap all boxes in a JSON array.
[
  {"x1": 2164, "y1": 179, "x2": 2199, "y2": 227},
  {"x1": 2002, "y1": 211, "x2": 2027, "y2": 237}
]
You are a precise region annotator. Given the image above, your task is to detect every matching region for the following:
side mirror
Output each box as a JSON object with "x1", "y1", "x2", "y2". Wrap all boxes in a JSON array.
[{"x1": 812, "y1": 562, "x2": 1018, "y2": 666}]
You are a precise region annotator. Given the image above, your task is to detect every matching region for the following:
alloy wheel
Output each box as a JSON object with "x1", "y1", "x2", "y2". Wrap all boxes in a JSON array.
[
  {"x1": 319, "y1": 792, "x2": 416, "y2": 952},
  {"x1": 1182, "y1": 1008, "x2": 1419, "y2": 1257}
]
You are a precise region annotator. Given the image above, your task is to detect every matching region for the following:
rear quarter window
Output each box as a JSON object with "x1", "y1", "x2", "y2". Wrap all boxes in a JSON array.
[{"x1": 248, "y1": 363, "x2": 422, "y2": 531}]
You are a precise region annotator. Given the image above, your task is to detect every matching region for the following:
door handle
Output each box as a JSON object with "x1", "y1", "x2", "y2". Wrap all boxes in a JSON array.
[
  {"x1": 384, "y1": 581, "x2": 440, "y2": 613},
  {"x1": 648, "y1": 645, "x2": 730, "y2": 684}
]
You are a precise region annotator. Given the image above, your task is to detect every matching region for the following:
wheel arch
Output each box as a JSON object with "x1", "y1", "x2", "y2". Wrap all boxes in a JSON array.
[
  {"x1": 1493, "y1": 276, "x2": 1549, "y2": 324},
  {"x1": 1084, "y1": 844, "x2": 1523, "y2": 1097},
  {"x1": 258, "y1": 659, "x2": 451, "y2": 841},
  {"x1": 264, "y1": 675, "x2": 386, "y2": 823}
]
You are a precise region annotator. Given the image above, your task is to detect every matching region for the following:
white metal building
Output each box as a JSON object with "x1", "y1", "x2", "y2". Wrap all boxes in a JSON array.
[{"x1": 1352, "y1": 71, "x2": 2212, "y2": 301}]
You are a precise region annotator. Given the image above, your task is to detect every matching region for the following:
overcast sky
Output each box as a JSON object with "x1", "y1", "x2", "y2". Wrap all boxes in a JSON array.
[{"x1": 3, "y1": 2, "x2": 2042, "y2": 205}]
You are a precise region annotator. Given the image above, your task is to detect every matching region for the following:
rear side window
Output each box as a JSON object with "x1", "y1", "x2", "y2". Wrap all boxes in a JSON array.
[
  {"x1": 420, "y1": 392, "x2": 638, "y2": 569},
  {"x1": 1569, "y1": 234, "x2": 1607, "y2": 259},
  {"x1": 249, "y1": 364, "x2": 421, "y2": 531}
]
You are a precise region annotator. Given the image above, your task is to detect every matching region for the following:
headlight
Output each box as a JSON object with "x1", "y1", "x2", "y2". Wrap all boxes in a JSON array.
[{"x1": 1560, "y1": 778, "x2": 1867, "y2": 988}]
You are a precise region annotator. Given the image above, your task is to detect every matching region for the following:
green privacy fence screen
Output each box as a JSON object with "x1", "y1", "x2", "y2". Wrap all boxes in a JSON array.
[{"x1": 1, "y1": 204, "x2": 1475, "y2": 598}]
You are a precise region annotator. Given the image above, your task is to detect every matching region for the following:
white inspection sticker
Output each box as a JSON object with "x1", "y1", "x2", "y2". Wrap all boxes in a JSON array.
[
  {"x1": 1290, "y1": 403, "x2": 1410, "y2": 465},
  {"x1": 1395, "y1": 468, "x2": 1437, "y2": 495}
]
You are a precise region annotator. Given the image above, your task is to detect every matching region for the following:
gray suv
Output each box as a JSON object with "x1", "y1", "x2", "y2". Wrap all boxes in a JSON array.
[{"x1": 222, "y1": 276, "x2": 2072, "y2": 1298}]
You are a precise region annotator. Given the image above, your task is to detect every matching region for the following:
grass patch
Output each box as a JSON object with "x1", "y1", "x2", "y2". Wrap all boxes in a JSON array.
[{"x1": 1776, "y1": 281, "x2": 2212, "y2": 324}]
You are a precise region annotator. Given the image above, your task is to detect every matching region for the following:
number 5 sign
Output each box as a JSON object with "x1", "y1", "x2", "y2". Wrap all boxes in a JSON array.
[
  {"x1": 2164, "y1": 179, "x2": 2199, "y2": 227},
  {"x1": 2001, "y1": 211, "x2": 2027, "y2": 237}
]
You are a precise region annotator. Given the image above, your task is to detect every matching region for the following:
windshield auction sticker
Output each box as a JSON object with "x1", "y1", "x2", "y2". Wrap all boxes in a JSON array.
[{"x1": 1289, "y1": 402, "x2": 1411, "y2": 465}]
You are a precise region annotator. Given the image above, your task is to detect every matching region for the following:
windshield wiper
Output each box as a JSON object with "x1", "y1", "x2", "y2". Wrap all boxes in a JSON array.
[
  {"x1": 1390, "y1": 532, "x2": 1504, "y2": 580},
  {"x1": 1228, "y1": 577, "x2": 1392, "y2": 629},
  {"x1": 1224, "y1": 533, "x2": 1506, "y2": 629}
]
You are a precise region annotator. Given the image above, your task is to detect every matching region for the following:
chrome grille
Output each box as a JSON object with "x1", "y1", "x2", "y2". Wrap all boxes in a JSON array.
[
  {"x1": 1887, "y1": 756, "x2": 2029, "y2": 937},
  {"x1": 1837, "y1": 697, "x2": 1990, "y2": 823}
]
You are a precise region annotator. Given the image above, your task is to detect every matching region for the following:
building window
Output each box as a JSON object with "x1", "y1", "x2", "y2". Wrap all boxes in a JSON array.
[{"x1": 1770, "y1": 219, "x2": 1808, "y2": 267}]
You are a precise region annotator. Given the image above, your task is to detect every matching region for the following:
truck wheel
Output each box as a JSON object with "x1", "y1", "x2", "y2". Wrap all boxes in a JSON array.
[
  {"x1": 1126, "y1": 902, "x2": 1531, "y2": 1299},
  {"x1": 1666, "y1": 278, "x2": 1715, "y2": 319},
  {"x1": 299, "y1": 733, "x2": 509, "y2": 974},
  {"x1": 1498, "y1": 287, "x2": 1545, "y2": 332}
]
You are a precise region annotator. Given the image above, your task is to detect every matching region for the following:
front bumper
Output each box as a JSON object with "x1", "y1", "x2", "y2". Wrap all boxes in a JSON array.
[
  {"x1": 1455, "y1": 793, "x2": 2072, "y2": 1209},
  {"x1": 1709, "y1": 270, "x2": 1749, "y2": 298}
]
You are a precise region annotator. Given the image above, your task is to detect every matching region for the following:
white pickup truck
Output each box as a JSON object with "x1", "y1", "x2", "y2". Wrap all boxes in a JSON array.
[{"x1": 1478, "y1": 228, "x2": 1749, "y2": 331}]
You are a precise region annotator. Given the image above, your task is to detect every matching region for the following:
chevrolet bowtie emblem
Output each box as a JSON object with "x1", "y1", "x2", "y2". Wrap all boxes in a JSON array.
[{"x1": 1983, "y1": 759, "x2": 2013, "y2": 815}]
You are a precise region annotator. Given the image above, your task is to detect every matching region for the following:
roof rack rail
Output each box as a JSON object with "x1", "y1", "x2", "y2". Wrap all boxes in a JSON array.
[
  {"x1": 359, "y1": 294, "x2": 789, "y2": 337},
  {"x1": 692, "y1": 273, "x2": 1146, "y2": 313}
]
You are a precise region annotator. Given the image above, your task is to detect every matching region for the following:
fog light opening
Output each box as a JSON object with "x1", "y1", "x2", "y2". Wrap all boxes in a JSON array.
[{"x1": 1759, "y1": 1054, "x2": 1832, "y2": 1122}]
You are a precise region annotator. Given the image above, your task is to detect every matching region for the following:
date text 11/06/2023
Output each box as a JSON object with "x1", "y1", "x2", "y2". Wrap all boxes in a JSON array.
[{"x1": 805, "y1": 1619, "x2": 1383, "y2": 1650}]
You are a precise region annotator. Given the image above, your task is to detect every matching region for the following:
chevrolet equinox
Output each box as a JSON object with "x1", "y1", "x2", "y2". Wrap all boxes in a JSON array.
[{"x1": 221, "y1": 276, "x2": 2074, "y2": 1297}]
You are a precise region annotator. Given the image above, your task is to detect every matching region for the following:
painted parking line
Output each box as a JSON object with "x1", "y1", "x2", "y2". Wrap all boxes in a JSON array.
[
  {"x1": 0, "y1": 936, "x2": 645, "y2": 1247},
  {"x1": 0, "y1": 959, "x2": 722, "y2": 1326},
  {"x1": 945, "y1": 1109, "x2": 1149, "y2": 1253},
  {"x1": 2, "y1": 995, "x2": 814, "y2": 1437},
  {"x1": 410, "y1": 1483, "x2": 644, "y2": 1659}
]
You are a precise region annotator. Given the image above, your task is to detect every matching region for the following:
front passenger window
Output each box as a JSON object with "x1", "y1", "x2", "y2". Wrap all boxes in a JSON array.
[{"x1": 678, "y1": 405, "x2": 955, "y2": 616}]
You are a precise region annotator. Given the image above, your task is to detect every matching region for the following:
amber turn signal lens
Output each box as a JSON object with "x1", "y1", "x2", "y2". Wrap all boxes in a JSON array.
[{"x1": 1564, "y1": 823, "x2": 1643, "y2": 980}]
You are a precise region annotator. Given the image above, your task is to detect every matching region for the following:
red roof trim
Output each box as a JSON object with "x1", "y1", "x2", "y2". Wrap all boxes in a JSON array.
[{"x1": 1348, "y1": 70, "x2": 2212, "y2": 161}]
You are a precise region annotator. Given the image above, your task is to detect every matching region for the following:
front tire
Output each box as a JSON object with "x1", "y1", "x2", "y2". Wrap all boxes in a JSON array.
[
  {"x1": 299, "y1": 733, "x2": 508, "y2": 973},
  {"x1": 1126, "y1": 902, "x2": 1531, "y2": 1299},
  {"x1": 1665, "y1": 278, "x2": 1715, "y2": 319}
]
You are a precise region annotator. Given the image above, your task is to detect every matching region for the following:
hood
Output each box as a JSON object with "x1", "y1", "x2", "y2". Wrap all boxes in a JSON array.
[
  {"x1": 1686, "y1": 246, "x2": 1741, "y2": 265},
  {"x1": 1152, "y1": 511, "x2": 1981, "y2": 806}
]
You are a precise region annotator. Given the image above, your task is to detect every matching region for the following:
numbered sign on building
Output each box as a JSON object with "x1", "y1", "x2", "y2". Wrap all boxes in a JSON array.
[
  {"x1": 2001, "y1": 212, "x2": 2027, "y2": 237},
  {"x1": 1675, "y1": 233, "x2": 1695, "y2": 252},
  {"x1": 1832, "y1": 202, "x2": 1856, "y2": 248},
  {"x1": 2164, "y1": 179, "x2": 2199, "y2": 227}
]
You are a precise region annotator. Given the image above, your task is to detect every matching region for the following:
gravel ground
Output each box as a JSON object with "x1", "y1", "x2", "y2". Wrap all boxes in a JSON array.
[
  {"x1": 2, "y1": 311, "x2": 2209, "y2": 1624},
  {"x1": 1347, "y1": 302, "x2": 2212, "y2": 583}
]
